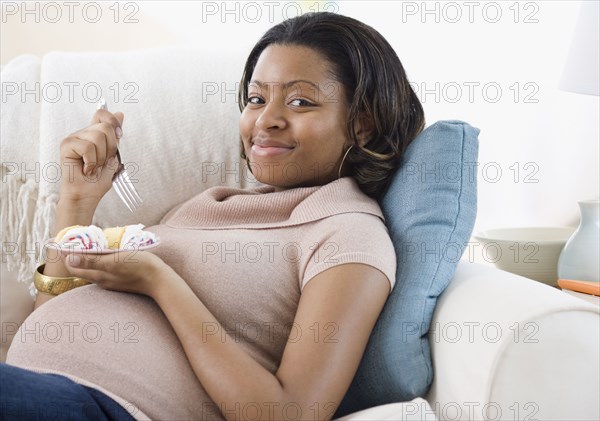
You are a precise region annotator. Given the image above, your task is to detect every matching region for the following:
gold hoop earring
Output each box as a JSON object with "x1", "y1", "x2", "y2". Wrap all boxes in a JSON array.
[{"x1": 338, "y1": 145, "x2": 354, "y2": 180}]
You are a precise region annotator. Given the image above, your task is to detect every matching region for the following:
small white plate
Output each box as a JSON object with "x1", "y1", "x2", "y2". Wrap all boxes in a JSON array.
[{"x1": 45, "y1": 238, "x2": 161, "y2": 255}]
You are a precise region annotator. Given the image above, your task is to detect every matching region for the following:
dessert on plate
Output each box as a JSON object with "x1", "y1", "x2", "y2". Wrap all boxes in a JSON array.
[
  {"x1": 104, "y1": 224, "x2": 158, "y2": 249},
  {"x1": 54, "y1": 224, "x2": 158, "y2": 251},
  {"x1": 54, "y1": 225, "x2": 108, "y2": 250}
]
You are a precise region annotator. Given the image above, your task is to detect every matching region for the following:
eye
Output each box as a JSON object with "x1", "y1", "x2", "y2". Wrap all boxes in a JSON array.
[
  {"x1": 247, "y1": 96, "x2": 264, "y2": 105},
  {"x1": 289, "y1": 98, "x2": 315, "y2": 107}
]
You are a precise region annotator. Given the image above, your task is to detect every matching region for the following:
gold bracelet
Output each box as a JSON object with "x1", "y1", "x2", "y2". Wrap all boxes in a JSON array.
[{"x1": 34, "y1": 264, "x2": 91, "y2": 296}]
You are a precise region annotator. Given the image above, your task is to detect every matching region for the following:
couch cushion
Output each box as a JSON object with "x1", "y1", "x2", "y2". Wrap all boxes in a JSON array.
[
  {"x1": 0, "y1": 47, "x2": 252, "y2": 286},
  {"x1": 335, "y1": 120, "x2": 479, "y2": 416}
]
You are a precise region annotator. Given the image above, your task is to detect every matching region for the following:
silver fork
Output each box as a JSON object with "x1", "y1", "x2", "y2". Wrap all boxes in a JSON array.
[{"x1": 96, "y1": 98, "x2": 142, "y2": 212}]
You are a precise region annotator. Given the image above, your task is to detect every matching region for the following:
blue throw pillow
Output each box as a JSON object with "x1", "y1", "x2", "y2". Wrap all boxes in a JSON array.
[{"x1": 335, "y1": 120, "x2": 479, "y2": 416}]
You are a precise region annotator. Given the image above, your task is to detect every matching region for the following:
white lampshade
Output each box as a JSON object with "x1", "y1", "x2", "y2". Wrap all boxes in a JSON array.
[{"x1": 559, "y1": 1, "x2": 600, "y2": 96}]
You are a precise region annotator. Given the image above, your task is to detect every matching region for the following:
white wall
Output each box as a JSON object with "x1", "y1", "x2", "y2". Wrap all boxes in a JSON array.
[{"x1": 2, "y1": 0, "x2": 598, "y2": 235}]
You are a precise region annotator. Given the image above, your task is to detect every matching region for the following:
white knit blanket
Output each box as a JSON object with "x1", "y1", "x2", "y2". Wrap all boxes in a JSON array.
[{"x1": 1, "y1": 46, "x2": 257, "y2": 290}]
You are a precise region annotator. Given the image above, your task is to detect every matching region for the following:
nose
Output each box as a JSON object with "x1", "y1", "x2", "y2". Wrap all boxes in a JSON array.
[{"x1": 255, "y1": 100, "x2": 286, "y2": 131}]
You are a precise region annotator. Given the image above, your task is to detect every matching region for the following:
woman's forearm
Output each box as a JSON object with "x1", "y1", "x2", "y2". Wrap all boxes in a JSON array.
[
  {"x1": 151, "y1": 266, "x2": 290, "y2": 421},
  {"x1": 34, "y1": 199, "x2": 97, "y2": 309}
]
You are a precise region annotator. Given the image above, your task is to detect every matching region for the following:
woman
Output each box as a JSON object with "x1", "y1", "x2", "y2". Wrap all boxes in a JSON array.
[{"x1": 1, "y1": 12, "x2": 424, "y2": 421}]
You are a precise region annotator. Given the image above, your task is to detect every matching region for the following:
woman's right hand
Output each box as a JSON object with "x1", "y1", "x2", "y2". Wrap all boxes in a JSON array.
[
  {"x1": 59, "y1": 108, "x2": 125, "y2": 210},
  {"x1": 36, "y1": 109, "x2": 126, "y2": 309}
]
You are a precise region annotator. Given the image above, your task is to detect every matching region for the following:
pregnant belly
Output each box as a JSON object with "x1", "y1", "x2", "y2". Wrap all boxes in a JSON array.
[{"x1": 6, "y1": 285, "x2": 222, "y2": 420}]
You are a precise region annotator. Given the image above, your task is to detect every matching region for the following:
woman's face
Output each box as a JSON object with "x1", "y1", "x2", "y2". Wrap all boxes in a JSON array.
[{"x1": 239, "y1": 44, "x2": 354, "y2": 190}]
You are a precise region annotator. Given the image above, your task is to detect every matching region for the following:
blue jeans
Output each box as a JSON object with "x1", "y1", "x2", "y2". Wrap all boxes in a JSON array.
[{"x1": 0, "y1": 363, "x2": 136, "y2": 421}]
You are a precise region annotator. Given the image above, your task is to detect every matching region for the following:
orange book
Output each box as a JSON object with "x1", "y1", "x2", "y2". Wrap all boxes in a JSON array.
[{"x1": 558, "y1": 279, "x2": 600, "y2": 297}]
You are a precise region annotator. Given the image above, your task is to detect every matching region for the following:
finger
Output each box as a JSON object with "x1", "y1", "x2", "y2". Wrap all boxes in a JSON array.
[
  {"x1": 91, "y1": 109, "x2": 124, "y2": 140},
  {"x1": 64, "y1": 253, "x2": 112, "y2": 276},
  {"x1": 96, "y1": 155, "x2": 120, "y2": 182},
  {"x1": 61, "y1": 136, "x2": 98, "y2": 176},
  {"x1": 113, "y1": 112, "x2": 125, "y2": 132},
  {"x1": 78, "y1": 122, "x2": 117, "y2": 165}
]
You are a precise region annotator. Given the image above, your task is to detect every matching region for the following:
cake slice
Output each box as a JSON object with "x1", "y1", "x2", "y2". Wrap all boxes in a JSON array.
[
  {"x1": 54, "y1": 225, "x2": 108, "y2": 250},
  {"x1": 103, "y1": 226, "x2": 127, "y2": 249},
  {"x1": 54, "y1": 225, "x2": 84, "y2": 243},
  {"x1": 104, "y1": 224, "x2": 157, "y2": 249}
]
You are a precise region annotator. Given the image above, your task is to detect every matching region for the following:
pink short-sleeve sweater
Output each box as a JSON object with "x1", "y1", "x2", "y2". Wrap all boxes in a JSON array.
[{"x1": 7, "y1": 176, "x2": 396, "y2": 420}]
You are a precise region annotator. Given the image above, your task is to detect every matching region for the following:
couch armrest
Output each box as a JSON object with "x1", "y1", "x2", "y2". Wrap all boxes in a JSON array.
[
  {"x1": 426, "y1": 261, "x2": 599, "y2": 421},
  {"x1": 335, "y1": 398, "x2": 437, "y2": 420}
]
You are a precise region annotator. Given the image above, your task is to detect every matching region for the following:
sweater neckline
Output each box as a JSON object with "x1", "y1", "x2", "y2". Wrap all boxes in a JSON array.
[{"x1": 164, "y1": 177, "x2": 384, "y2": 230}]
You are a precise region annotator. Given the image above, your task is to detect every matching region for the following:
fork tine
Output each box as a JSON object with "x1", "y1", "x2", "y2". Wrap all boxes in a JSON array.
[
  {"x1": 119, "y1": 174, "x2": 142, "y2": 209},
  {"x1": 113, "y1": 150, "x2": 137, "y2": 210},
  {"x1": 114, "y1": 149, "x2": 142, "y2": 209},
  {"x1": 121, "y1": 171, "x2": 143, "y2": 204},
  {"x1": 113, "y1": 179, "x2": 135, "y2": 212},
  {"x1": 116, "y1": 175, "x2": 139, "y2": 211},
  {"x1": 114, "y1": 180, "x2": 135, "y2": 212}
]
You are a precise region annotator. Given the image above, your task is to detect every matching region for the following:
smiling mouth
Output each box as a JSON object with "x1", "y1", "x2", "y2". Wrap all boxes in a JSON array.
[{"x1": 251, "y1": 144, "x2": 294, "y2": 157}]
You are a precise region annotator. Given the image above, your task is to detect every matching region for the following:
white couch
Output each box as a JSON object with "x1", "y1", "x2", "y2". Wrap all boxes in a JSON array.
[
  {"x1": 3, "y1": 259, "x2": 598, "y2": 420},
  {"x1": 1, "y1": 47, "x2": 599, "y2": 420}
]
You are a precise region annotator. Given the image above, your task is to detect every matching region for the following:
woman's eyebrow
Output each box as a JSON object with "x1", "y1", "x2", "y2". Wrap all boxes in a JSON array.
[{"x1": 250, "y1": 79, "x2": 323, "y2": 93}]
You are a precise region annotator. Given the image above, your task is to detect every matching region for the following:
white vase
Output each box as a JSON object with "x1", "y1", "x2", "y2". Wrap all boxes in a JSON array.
[{"x1": 557, "y1": 199, "x2": 600, "y2": 282}]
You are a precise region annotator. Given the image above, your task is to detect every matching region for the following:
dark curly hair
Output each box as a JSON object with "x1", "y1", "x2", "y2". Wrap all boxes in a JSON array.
[{"x1": 238, "y1": 12, "x2": 425, "y2": 200}]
